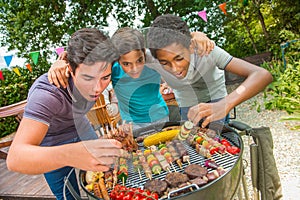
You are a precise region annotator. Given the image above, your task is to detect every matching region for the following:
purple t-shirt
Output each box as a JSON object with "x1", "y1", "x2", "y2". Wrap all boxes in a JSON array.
[{"x1": 24, "y1": 73, "x2": 97, "y2": 146}]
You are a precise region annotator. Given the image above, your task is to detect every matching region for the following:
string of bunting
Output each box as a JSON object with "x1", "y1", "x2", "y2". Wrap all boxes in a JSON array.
[
  {"x1": 194, "y1": 2, "x2": 228, "y2": 23},
  {"x1": 0, "y1": 46, "x2": 65, "y2": 81},
  {"x1": 0, "y1": 0, "x2": 249, "y2": 81},
  {"x1": 189, "y1": 0, "x2": 248, "y2": 23}
]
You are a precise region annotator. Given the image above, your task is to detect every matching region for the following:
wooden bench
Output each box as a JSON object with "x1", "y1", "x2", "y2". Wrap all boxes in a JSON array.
[{"x1": 0, "y1": 100, "x2": 27, "y2": 159}]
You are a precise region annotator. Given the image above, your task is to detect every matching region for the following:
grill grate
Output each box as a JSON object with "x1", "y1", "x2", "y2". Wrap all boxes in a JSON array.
[
  {"x1": 116, "y1": 132, "x2": 241, "y2": 194},
  {"x1": 81, "y1": 131, "x2": 242, "y2": 199}
]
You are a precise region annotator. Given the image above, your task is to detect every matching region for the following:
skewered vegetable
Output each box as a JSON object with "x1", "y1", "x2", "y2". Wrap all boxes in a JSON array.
[
  {"x1": 143, "y1": 129, "x2": 180, "y2": 147},
  {"x1": 118, "y1": 157, "x2": 128, "y2": 184},
  {"x1": 204, "y1": 160, "x2": 219, "y2": 169},
  {"x1": 178, "y1": 121, "x2": 194, "y2": 140},
  {"x1": 136, "y1": 150, "x2": 152, "y2": 179},
  {"x1": 144, "y1": 149, "x2": 162, "y2": 175}
]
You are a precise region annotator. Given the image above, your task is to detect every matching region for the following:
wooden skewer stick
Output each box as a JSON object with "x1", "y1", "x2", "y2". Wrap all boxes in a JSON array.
[
  {"x1": 171, "y1": 162, "x2": 176, "y2": 172},
  {"x1": 176, "y1": 160, "x2": 183, "y2": 169},
  {"x1": 166, "y1": 167, "x2": 171, "y2": 173},
  {"x1": 147, "y1": 174, "x2": 152, "y2": 180},
  {"x1": 215, "y1": 152, "x2": 222, "y2": 157},
  {"x1": 225, "y1": 151, "x2": 234, "y2": 157},
  {"x1": 138, "y1": 168, "x2": 142, "y2": 180},
  {"x1": 187, "y1": 159, "x2": 191, "y2": 165}
]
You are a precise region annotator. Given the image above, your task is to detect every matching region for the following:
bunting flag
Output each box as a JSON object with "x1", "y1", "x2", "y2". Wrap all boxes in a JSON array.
[
  {"x1": 4, "y1": 55, "x2": 13, "y2": 67},
  {"x1": 29, "y1": 51, "x2": 40, "y2": 65},
  {"x1": 13, "y1": 67, "x2": 21, "y2": 76},
  {"x1": 55, "y1": 47, "x2": 64, "y2": 56},
  {"x1": 219, "y1": 2, "x2": 227, "y2": 15},
  {"x1": 26, "y1": 63, "x2": 32, "y2": 72},
  {"x1": 198, "y1": 10, "x2": 207, "y2": 22},
  {"x1": 0, "y1": 70, "x2": 4, "y2": 80}
]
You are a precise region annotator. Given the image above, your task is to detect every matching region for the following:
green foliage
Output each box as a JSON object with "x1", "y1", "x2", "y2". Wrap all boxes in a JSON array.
[
  {"x1": 0, "y1": 0, "x2": 299, "y2": 135},
  {"x1": 0, "y1": 116, "x2": 19, "y2": 137},
  {"x1": 264, "y1": 61, "x2": 300, "y2": 114},
  {"x1": 0, "y1": 58, "x2": 50, "y2": 137}
]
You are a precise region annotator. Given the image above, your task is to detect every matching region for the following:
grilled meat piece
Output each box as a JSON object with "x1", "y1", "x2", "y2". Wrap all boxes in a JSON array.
[
  {"x1": 184, "y1": 164, "x2": 208, "y2": 179},
  {"x1": 165, "y1": 172, "x2": 189, "y2": 188},
  {"x1": 189, "y1": 176, "x2": 208, "y2": 187},
  {"x1": 144, "y1": 179, "x2": 168, "y2": 197},
  {"x1": 206, "y1": 170, "x2": 220, "y2": 182}
]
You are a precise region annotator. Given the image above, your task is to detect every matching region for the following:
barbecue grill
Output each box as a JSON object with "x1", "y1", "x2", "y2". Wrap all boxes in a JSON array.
[{"x1": 74, "y1": 121, "x2": 245, "y2": 200}]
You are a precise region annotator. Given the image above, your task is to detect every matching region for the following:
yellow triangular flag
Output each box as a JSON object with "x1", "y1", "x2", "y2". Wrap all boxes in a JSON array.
[{"x1": 13, "y1": 67, "x2": 21, "y2": 76}]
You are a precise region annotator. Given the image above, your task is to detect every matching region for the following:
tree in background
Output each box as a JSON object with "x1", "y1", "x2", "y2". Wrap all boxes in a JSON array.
[{"x1": 1, "y1": 0, "x2": 299, "y2": 58}]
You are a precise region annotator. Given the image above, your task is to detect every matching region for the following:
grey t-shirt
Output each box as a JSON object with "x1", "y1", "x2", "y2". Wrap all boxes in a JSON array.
[
  {"x1": 146, "y1": 46, "x2": 232, "y2": 107},
  {"x1": 24, "y1": 73, "x2": 97, "y2": 146}
]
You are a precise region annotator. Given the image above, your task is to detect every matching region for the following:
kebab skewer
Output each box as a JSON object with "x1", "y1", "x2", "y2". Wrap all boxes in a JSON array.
[
  {"x1": 132, "y1": 152, "x2": 143, "y2": 180},
  {"x1": 136, "y1": 150, "x2": 152, "y2": 179},
  {"x1": 166, "y1": 141, "x2": 183, "y2": 168},
  {"x1": 144, "y1": 149, "x2": 162, "y2": 175},
  {"x1": 117, "y1": 157, "x2": 128, "y2": 185},
  {"x1": 158, "y1": 144, "x2": 177, "y2": 172},
  {"x1": 150, "y1": 146, "x2": 171, "y2": 172},
  {"x1": 172, "y1": 139, "x2": 190, "y2": 164}
]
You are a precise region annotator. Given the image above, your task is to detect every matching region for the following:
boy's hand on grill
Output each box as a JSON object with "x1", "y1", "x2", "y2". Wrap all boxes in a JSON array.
[
  {"x1": 187, "y1": 101, "x2": 227, "y2": 127},
  {"x1": 68, "y1": 139, "x2": 124, "y2": 172}
]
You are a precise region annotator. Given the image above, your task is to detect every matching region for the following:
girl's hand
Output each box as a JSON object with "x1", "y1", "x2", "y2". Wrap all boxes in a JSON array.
[
  {"x1": 48, "y1": 60, "x2": 69, "y2": 88},
  {"x1": 190, "y1": 32, "x2": 215, "y2": 56}
]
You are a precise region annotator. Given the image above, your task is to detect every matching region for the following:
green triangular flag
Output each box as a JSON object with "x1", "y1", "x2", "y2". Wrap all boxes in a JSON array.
[{"x1": 29, "y1": 51, "x2": 40, "y2": 65}]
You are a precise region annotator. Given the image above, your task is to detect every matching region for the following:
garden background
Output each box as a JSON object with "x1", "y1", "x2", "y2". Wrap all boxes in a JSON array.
[{"x1": 0, "y1": 0, "x2": 299, "y2": 137}]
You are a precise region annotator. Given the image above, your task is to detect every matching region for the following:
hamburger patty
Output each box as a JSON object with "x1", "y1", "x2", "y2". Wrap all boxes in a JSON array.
[
  {"x1": 184, "y1": 164, "x2": 208, "y2": 179},
  {"x1": 165, "y1": 172, "x2": 189, "y2": 188}
]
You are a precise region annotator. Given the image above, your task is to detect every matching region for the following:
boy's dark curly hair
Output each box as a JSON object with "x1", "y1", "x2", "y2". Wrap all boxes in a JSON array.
[{"x1": 147, "y1": 14, "x2": 191, "y2": 58}]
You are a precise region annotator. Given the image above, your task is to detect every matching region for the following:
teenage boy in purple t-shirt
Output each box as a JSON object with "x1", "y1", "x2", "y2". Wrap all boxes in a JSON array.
[{"x1": 7, "y1": 28, "x2": 124, "y2": 200}]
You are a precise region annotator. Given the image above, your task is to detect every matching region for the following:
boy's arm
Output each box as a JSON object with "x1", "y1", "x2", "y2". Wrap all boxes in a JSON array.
[
  {"x1": 188, "y1": 57, "x2": 273, "y2": 127},
  {"x1": 7, "y1": 118, "x2": 123, "y2": 174}
]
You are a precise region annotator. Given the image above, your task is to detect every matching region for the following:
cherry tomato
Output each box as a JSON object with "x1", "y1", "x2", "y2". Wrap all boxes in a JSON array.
[
  {"x1": 210, "y1": 147, "x2": 218, "y2": 155},
  {"x1": 109, "y1": 190, "x2": 117, "y2": 199},
  {"x1": 132, "y1": 193, "x2": 143, "y2": 200},
  {"x1": 221, "y1": 139, "x2": 231, "y2": 147},
  {"x1": 231, "y1": 146, "x2": 240, "y2": 154},
  {"x1": 144, "y1": 190, "x2": 151, "y2": 196},
  {"x1": 151, "y1": 192, "x2": 159, "y2": 200},
  {"x1": 123, "y1": 191, "x2": 134, "y2": 200},
  {"x1": 116, "y1": 191, "x2": 125, "y2": 200}
]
